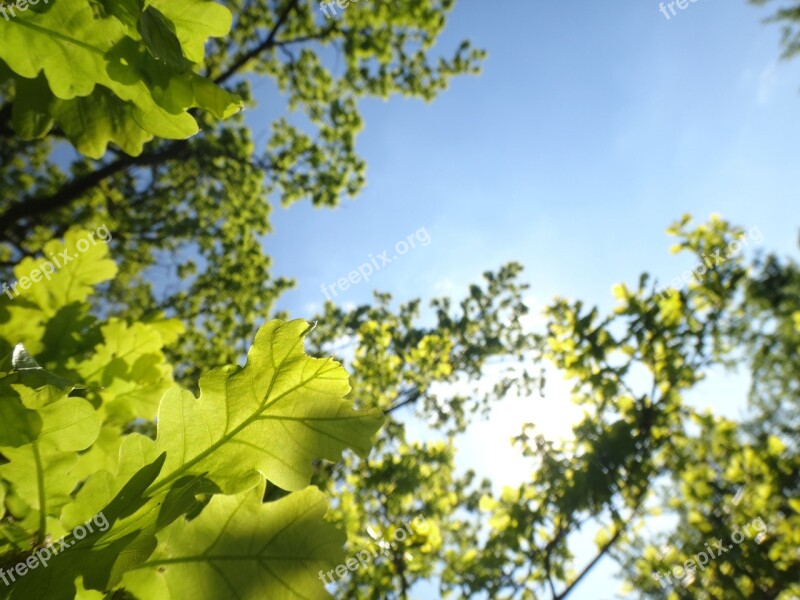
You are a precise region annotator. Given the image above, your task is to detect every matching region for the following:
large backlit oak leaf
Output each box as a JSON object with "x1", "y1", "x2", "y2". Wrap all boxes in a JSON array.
[
  {"x1": 121, "y1": 485, "x2": 345, "y2": 600},
  {"x1": 147, "y1": 319, "x2": 385, "y2": 495}
]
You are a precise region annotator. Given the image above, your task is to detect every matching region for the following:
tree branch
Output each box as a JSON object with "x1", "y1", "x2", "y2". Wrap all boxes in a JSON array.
[
  {"x1": 273, "y1": 25, "x2": 339, "y2": 48},
  {"x1": 0, "y1": 143, "x2": 186, "y2": 241},
  {"x1": 553, "y1": 486, "x2": 650, "y2": 600},
  {"x1": 0, "y1": 103, "x2": 13, "y2": 138},
  {"x1": 385, "y1": 388, "x2": 421, "y2": 414},
  {"x1": 213, "y1": 0, "x2": 302, "y2": 85}
]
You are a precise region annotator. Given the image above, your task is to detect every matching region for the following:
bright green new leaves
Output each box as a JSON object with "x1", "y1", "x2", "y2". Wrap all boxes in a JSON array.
[
  {"x1": 0, "y1": 227, "x2": 116, "y2": 360},
  {"x1": 0, "y1": 397, "x2": 100, "y2": 515},
  {"x1": 0, "y1": 360, "x2": 100, "y2": 536},
  {"x1": 0, "y1": 229, "x2": 384, "y2": 598},
  {"x1": 152, "y1": 0, "x2": 232, "y2": 64},
  {"x1": 0, "y1": 0, "x2": 240, "y2": 157},
  {"x1": 0, "y1": 0, "x2": 122, "y2": 99},
  {"x1": 48, "y1": 318, "x2": 380, "y2": 597},
  {"x1": 1, "y1": 453, "x2": 168, "y2": 600},
  {"x1": 0, "y1": 348, "x2": 45, "y2": 447},
  {"x1": 149, "y1": 319, "x2": 384, "y2": 494},
  {"x1": 121, "y1": 485, "x2": 345, "y2": 600},
  {"x1": 70, "y1": 319, "x2": 180, "y2": 423},
  {"x1": 0, "y1": 229, "x2": 178, "y2": 470},
  {"x1": 11, "y1": 228, "x2": 117, "y2": 317},
  {"x1": 50, "y1": 318, "x2": 381, "y2": 595}
]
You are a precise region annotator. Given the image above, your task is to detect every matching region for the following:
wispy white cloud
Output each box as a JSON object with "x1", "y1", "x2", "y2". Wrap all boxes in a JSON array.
[{"x1": 756, "y1": 62, "x2": 778, "y2": 105}]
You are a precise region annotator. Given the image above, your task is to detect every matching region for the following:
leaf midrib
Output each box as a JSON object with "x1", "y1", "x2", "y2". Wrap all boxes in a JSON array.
[{"x1": 146, "y1": 332, "x2": 322, "y2": 495}]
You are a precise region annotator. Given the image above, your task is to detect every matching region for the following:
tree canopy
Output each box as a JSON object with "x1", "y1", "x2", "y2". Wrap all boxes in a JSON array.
[{"x1": 0, "y1": 0, "x2": 484, "y2": 385}]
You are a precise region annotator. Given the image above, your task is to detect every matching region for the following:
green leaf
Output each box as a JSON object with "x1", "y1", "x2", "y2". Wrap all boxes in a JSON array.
[
  {"x1": 70, "y1": 318, "x2": 179, "y2": 423},
  {"x1": 2, "y1": 453, "x2": 167, "y2": 600},
  {"x1": 50, "y1": 87, "x2": 156, "y2": 158},
  {"x1": 120, "y1": 485, "x2": 345, "y2": 600},
  {"x1": 10, "y1": 74, "x2": 54, "y2": 139},
  {"x1": 0, "y1": 394, "x2": 41, "y2": 448},
  {"x1": 52, "y1": 320, "x2": 381, "y2": 593},
  {"x1": 147, "y1": 319, "x2": 385, "y2": 494},
  {"x1": 0, "y1": 348, "x2": 84, "y2": 449},
  {"x1": 151, "y1": 0, "x2": 233, "y2": 63},
  {"x1": 64, "y1": 319, "x2": 380, "y2": 520},
  {"x1": 94, "y1": 0, "x2": 143, "y2": 28},
  {"x1": 0, "y1": 0, "x2": 124, "y2": 99},
  {"x1": 8, "y1": 344, "x2": 83, "y2": 403},
  {"x1": 0, "y1": 0, "x2": 240, "y2": 156},
  {"x1": 0, "y1": 395, "x2": 101, "y2": 518},
  {"x1": 138, "y1": 6, "x2": 190, "y2": 71},
  {"x1": 9, "y1": 228, "x2": 117, "y2": 317}
]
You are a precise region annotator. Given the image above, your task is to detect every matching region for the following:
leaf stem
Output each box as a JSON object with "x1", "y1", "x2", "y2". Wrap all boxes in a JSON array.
[{"x1": 32, "y1": 442, "x2": 47, "y2": 546}]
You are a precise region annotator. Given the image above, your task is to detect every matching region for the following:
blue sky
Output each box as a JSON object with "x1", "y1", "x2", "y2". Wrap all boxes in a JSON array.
[
  {"x1": 267, "y1": 0, "x2": 799, "y2": 322},
  {"x1": 256, "y1": 1, "x2": 800, "y2": 597}
]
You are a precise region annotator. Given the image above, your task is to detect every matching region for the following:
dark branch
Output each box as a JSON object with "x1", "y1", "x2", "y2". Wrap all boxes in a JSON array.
[
  {"x1": 213, "y1": 0, "x2": 302, "y2": 85},
  {"x1": 0, "y1": 103, "x2": 13, "y2": 138},
  {"x1": 0, "y1": 143, "x2": 186, "y2": 241},
  {"x1": 385, "y1": 388, "x2": 421, "y2": 414},
  {"x1": 553, "y1": 486, "x2": 650, "y2": 600}
]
